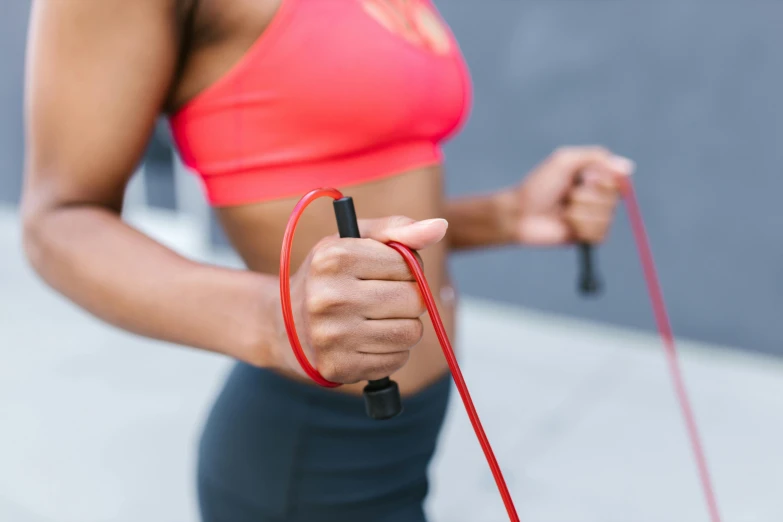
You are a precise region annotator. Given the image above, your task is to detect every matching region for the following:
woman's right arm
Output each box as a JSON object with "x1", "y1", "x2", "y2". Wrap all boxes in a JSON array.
[
  {"x1": 21, "y1": 0, "x2": 279, "y2": 365},
  {"x1": 21, "y1": 0, "x2": 448, "y2": 383}
]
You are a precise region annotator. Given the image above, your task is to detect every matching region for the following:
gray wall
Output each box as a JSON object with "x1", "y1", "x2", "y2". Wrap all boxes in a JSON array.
[
  {"x1": 436, "y1": 2, "x2": 782, "y2": 356},
  {"x1": 0, "y1": 2, "x2": 29, "y2": 205},
  {"x1": 1, "y1": 3, "x2": 780, "y2": 355}
]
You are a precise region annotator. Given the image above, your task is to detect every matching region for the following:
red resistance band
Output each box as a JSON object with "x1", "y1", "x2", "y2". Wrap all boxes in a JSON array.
[{"x1": 279, "y1": 181, "x2": 722, "y2": 522}]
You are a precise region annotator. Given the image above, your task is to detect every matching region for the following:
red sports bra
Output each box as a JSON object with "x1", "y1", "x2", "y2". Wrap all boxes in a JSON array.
[{"x1": 168, "y1": 0, "x2": 472, "y2": 206}]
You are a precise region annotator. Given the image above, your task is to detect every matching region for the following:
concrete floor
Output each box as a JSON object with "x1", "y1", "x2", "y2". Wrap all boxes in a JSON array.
[{"x1": 1, "y1": 205, "x2": 782, "y2": 522}]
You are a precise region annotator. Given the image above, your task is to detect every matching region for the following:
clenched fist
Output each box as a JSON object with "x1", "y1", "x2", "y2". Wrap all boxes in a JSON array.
[
  {"x1": 508, "y1": 146, "x2": 634, "y2": 246},
  {"x1": 274, "y1": 216, "x2": 448, "y2": 384}
]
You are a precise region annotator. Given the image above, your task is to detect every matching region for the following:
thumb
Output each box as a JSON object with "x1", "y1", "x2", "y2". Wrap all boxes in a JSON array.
[{"x1": 358, "y1": 216, "x2": 449, "y2": 251}]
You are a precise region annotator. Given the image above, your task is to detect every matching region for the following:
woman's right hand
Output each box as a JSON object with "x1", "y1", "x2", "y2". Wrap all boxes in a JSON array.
[{"x1": 273, "y1": 216, "x2": 449, "y2": 384}]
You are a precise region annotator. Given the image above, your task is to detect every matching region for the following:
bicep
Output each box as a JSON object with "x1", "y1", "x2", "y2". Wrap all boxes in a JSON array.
[{"x1": 23, "y1": 0, "x2": 180, "y2": 213}]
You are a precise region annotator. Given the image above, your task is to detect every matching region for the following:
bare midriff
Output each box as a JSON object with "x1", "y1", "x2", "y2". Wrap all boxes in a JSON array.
[
  {"x1": 215, "y1": 166, "x2": 455, "y2": 397},
  {"x1": 167, "y1": 0, "x2": 455, "y2": 397}
]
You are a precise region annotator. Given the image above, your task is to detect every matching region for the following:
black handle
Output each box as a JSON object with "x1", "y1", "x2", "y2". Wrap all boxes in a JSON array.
[
  {"x1": 578, "y1": 242, "x2": 602, "y2": 295},
  {"x1": 575, "y1": 172, "x2": 602, "y2": 296},
  {"x1": 333, "y1": 196, "x2": 403, "y2": 420}
]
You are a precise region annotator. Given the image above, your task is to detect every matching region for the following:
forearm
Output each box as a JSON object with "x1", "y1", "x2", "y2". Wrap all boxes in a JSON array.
[
  {"x1": 22, "y1": 204, "x2": 279, "y2": 366},
  {"x1": 444, "y1": 190, "x2": 517, "y2": 251}
]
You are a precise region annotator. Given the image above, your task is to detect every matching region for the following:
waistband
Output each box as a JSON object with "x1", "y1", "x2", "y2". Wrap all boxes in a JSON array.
[{"x1": 230, "y1": 363, "x2": 452, "y2": 427}]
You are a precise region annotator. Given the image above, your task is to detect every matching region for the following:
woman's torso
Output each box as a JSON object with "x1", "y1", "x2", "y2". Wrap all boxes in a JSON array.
[{"x1": 165, "y1": 0, "x2": 470, "y2": 395}]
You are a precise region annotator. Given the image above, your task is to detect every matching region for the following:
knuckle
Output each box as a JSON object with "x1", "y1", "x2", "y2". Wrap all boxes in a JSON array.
[
  {"x1": 386, "y1": 215, "x2": 415, "y2": 228},
  {"x1": 311, "y1": 241, "x2": 350, "y2": 274},
  {"x1": 319, "y1": 357, "x2": 346, "y2": 383},
  {"x1": 568, "y1": 189, "x2": 588, "y2": 205},
  {"x1": 591, "y1": 201, "x2": 615, "y2": 216},
  {"x1": 305, "y1": 293, "x2": 330, "y2": 316},
  {"x1": 305, "y1": 284, "x2": 344, "y2": 316},
  {"x1": 396, "y1": 259, "x2": 416, "y2": 282},
  {"x1": 389, "y1": 319, "x2": 424, "y2": 348},
  {"x1": 414, "y1": 300, "x2": 426, "y2": 318},
  {"x1": 589, "y1": 233, "x2": 606, "y2": 244},
  {"x1": 319, "y1": 350, "x2": 364, "y2": 384},
  {"x1": 564, "y1": 207, "x2": 582, "y2": 223},
  {"x1": 398, "y1": 284, "x2": 425, "y2": 316},
  {"x1": 309, "y1": 323, "x2": 341, "y2": 350},
  {"x1": 309, "y1": 243, "x2": 333, "y2": 274},
  {"x1": 587, "y1": 145, "x2": 611, "y2": 156},
  {"x1": 586, "y1": 223, "x2": 609, "y2": 242},
  {"x1": 552, "y1": 146, "x2": 572, "y2": 161},
  {"x1": 407, "y1": 319, "x2": 425, "y2": 345},
  {"x1": 553, "y1": 145, "x2": 610, "y2": 164},
  {"x1": 389, "y1": 351, "x2": 412, "y2": 373}
]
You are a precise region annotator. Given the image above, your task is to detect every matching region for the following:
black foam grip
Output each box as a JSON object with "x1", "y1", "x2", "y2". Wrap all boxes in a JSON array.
[
  {"x1": 578, "y1": 242, "x2": 602, "y2": 295},
  {"x1": 333, "y1": 196, "x2": 403, "y2": 420}
]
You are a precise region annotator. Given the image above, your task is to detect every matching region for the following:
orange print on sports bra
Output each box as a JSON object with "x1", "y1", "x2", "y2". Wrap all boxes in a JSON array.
[{"x1": 359, "y1": 0, "x2": 452, "y2": 55}]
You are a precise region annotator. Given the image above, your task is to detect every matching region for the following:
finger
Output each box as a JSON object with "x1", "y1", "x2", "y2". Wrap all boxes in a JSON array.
[
  {"x1": 354, "y1": 351, "x2": 411, "y2": 382},
  {"x1": 567, "y1": 191, "x2": 618, "y2": 223},
  {"x1": 357, "y1": 318, "x2": 424, "y2": 354},
  {"x1": 550, "y1": 147, "x2": 635, "y2": 186},
  {"x1": 581, "y1": 156, "x2": 636, "y2": 185},
  {"x1": 568, "y1": 185, "x2": 620, "y2": 210},
  {"x1": 322, "y1": 350, "x2": 411, "y2": 384},
  {"x1": 357, "y1": 216, "x2": 425, "y2": 270},
  {"x1": 564, "y1": 208, "x2": 613, "y2": 243},
  {"x1": 358, "y1": 216, "x2": 449, "y2": 251},
  {"x1": 356, "y1": 280, "x2": 426, "y2": 319},
  {"x1": 550, "y1": 146, "x2": 612, "y2": 173},
  {"x1": 310, "y1": 237, "x2": 417, "y2": 281},
  {"x1": 603, "y1": 155, "x2": 636, "y2": 177},
  {"x1": 537, "y1": 147, "x2": 615, "y2": 196},
  {"x1": 580, "y1": 167, "x2": 621, "y2": 191}
]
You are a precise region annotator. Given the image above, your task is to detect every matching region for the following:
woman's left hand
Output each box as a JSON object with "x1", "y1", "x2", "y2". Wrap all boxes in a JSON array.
[{"x1": 503, "y1": 146, "x2": 635, "y2": 247}]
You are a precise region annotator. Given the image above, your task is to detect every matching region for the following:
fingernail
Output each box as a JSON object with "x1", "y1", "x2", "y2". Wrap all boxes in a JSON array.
[
  {"x1": 609, "y1": 155, "x2": 635, "y2": 175},
  {"x1": 412, "y1": 218, "x2": 448, "y2": 229}
]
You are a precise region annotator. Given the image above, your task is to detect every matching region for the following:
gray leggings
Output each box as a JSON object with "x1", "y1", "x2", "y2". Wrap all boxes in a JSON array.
[{"x1": 197, "y1": 363, "x2": 451, "y2": 522}]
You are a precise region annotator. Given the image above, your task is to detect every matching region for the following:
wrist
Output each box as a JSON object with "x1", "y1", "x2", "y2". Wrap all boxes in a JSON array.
[
  {"x1": 444, "y1": 189, "x2": 521, "y2": 251},
  {"x1": 492, "y1": 188, "x2": 521, "y2": 246},
  {"x1": 226, "y1": 271, "x2": 286, "y2": 370}
]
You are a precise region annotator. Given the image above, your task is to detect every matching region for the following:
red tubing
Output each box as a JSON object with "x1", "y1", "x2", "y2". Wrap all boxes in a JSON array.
[
  {"x1": 387, "y1": 240, "x2": 520, "y2": 521},
  {"x1": 280, "y1": 187, "x2": 520, "y2": 521},
  {"x1": 620, "y1": 179, "x2": 722, "y2": 522},
  {"x1": 280, "y1": 184, "x2": 721, "y2": 522},
  {"x1": 279, "y1": 187, "x2": 343, "y2": 388}
]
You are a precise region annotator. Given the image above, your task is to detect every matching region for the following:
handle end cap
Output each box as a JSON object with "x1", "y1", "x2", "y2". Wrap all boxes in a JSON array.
[
  {"x1": 363, "y1": 380, "x2": 403, "y2": 420},
  {"x1": 579, "y1": 275, "x2": 602, "y2": 295}
]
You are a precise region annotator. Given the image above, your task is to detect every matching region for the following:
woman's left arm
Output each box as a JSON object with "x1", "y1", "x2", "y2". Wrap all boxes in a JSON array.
[{"x1": 444, "y1": 146, "x2": 635, "y2": 251}]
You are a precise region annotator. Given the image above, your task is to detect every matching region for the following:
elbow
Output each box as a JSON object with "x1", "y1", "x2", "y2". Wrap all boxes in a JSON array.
[
  {"x1": 19, "y1": 180, "x2": 64, "y2": 280},
  {"x1": 20, "y1": 202, "x2": 52, "y2": 278}
]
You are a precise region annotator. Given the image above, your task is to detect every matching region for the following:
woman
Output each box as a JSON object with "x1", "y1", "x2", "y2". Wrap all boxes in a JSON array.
[{"x1": 22, "y1": 0, "x2": 633, "y2": 520}]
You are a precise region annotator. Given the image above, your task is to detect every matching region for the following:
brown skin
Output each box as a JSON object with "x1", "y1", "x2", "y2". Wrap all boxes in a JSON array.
[{"x1": 22, "y1": 0, "x2": 631, "y2": 397}]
